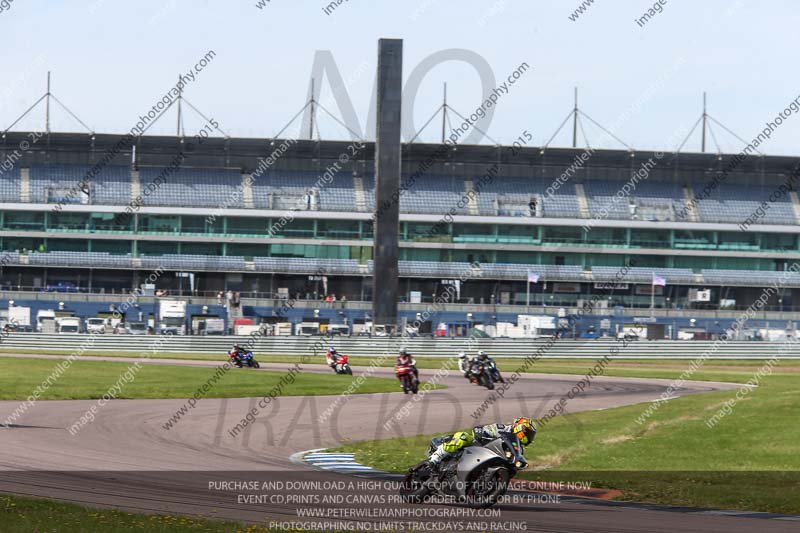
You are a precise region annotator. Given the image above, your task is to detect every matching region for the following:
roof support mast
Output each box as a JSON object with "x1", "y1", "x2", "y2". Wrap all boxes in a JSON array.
[
  {"x1": 701, "y1": 92, "x2": 707, "y2": 153},
  {"x1": 176, "y1": 75, "x2": 183, "y2": 137},
  {"x1": 45, "y1": 72, "x2": 51, "y2": 134},
  {"x1": 572, "y1": 86, "x2": 578, "y2": 148},
  {"x1": 441, "y1": 83, "x2": 447, "y2": 143},
  {"x1": 309, "y1": 78, "x2": 316, "y2": 140}
]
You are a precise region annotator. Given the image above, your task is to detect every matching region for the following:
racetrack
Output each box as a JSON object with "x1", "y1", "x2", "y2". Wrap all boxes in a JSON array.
[{"x1": 0, "y1": 355, "x2": 794, "y2": 532}]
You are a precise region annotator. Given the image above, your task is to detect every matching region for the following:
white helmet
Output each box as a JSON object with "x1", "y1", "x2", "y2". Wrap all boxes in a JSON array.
[{"x1": 458, "y1": 351, "x2": 467, "y2": 358}]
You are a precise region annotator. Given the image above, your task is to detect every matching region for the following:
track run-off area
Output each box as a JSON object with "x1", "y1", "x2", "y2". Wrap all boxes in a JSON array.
[{"x1": 0, "y1": 353, "x2": 796, "y2": 532}]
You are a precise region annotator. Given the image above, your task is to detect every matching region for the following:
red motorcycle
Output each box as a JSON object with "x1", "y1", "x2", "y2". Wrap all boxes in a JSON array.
[
  {"x1": 395, "y1": 363, "x2": 419, "y2": 394},
  {"x1": 326, "y1": 352, "x2": 352, "y2": 375}
]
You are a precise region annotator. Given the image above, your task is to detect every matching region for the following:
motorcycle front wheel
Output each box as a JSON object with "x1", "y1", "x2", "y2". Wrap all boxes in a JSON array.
[
  {"x1": 465, "y1": 465, "x2": 510, "y2": 508},
  {"x1": 399, "y1": 463, "x2": 434, "y2": 504}
]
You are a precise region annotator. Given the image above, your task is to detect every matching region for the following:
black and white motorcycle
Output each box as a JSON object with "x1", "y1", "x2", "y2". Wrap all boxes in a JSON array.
[{"x1": 468, "y1": 359, "x2": 495, "y2": 390}]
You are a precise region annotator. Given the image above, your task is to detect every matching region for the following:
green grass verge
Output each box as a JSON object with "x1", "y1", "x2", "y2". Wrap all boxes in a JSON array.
[
  {"x1": 0, "y1": 358, "x2": 434, "y2": 401},
  {"x1": 4, "y1": 346, "x2": 797, "y2": 379},
  {"x1": 330, "y1": 362, "x2": 800, "y2": 514},
  {"x1": 0, "y1": 493, "x2": 277, "y2": 533}
]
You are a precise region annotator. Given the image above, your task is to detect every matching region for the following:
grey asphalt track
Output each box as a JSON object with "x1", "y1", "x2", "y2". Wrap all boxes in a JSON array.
[{"x1": 0, "y1": 354, "x2": 795, "y2": 532}]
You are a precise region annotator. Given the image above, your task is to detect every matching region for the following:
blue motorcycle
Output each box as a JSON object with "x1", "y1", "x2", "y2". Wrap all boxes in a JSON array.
[{"x1": 229, "y1": 350, "x2": 260, "y2": 369}]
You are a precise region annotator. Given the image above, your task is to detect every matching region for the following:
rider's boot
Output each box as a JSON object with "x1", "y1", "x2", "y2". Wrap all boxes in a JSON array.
[{"x1": 428, "y1": 444, "x2": 452, "y2": 471}]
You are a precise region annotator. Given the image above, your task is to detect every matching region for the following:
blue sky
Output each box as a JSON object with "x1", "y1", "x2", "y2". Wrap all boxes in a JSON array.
[{"x1": 1, "y1": 0, "x2": 798, "y2": 155}]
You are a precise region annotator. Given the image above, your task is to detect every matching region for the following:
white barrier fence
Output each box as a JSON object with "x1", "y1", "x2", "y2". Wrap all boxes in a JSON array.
[{"x1": 0, "y1": 333, "x2": 797, "y2": 359}]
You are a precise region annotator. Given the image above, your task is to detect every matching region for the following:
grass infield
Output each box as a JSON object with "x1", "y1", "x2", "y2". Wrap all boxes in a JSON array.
[
  {"x1": 330, "y1": 360, "x2": 800, "y2": 514},
  {"x1": 0, "y1": 357, "x2": 422, "y2": 401},
  {"x1": 0, "y1": 493, "x2": 279, "y2": 533},
  {"x1": 4, "y1": 346, "x2": 797, "y2": 379}
]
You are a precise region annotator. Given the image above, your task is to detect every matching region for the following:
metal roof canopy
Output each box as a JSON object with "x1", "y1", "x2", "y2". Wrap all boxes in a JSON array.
[{"x1": 1, "y1": 130, "x2": 796, "y2": 185}]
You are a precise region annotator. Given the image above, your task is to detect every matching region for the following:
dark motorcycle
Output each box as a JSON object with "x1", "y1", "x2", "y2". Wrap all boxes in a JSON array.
[
  {"x1": 229, "y1": 350, "x2": 260, "y2": 369},
  {"x1": 399, "y1": 431, "x2": 528, "y2": 509},
  {"x1": 486, "y1": 360, "x2": 505, "y2": 383},
  {"x1": 469, "y1": 360, "x2": 494, "y2": 390}
]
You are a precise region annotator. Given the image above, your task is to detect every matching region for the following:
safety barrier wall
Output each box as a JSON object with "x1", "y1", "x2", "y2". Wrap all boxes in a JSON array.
[{"x1": 0, "y1": 333, "x2": 796, "y2": 359}]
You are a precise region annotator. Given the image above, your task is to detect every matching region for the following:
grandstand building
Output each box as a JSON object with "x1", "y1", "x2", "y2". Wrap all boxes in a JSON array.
[{"x1": 1, "y1": 131, "x2": 799, "y2": 333}]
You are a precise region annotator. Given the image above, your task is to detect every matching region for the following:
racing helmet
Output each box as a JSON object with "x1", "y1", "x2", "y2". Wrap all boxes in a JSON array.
[
  {"x1": 512, "y1": 417, "x2": 537, "y2": 446},
  {"x1": 399, "y1": 349, "x2": 408, "y2": 356},
  {"x1": 233, "y1": 343, "x2": 240, "y2": 350},
  {"x1": 478, "y1": 350, "x2": 488, "y2": 360},
  {"x1": 458, "y1": 351, "x2": 467, "y2": 359}
]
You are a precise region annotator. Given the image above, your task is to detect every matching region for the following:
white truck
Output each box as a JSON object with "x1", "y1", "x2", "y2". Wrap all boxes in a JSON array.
[
  {"x1": 517, "y1": 315, "x2": 558, "y2": 338},
  {"x1": 8, "y1": 306, "x2": 31, "y2": 330},
  {"x1": 617, "y1": 325, "x2": 647, "y2": 340},
  {"x1": 158, "y1": 299, "x2": 186, "y2": 335},
  {"x1": 326, "y1": 324, "x2": 351, "y2": 336},
  {"x1": 295, "y1": 322, "x2": 320, "y2": 336},
  {"x1": 56, "y1": 316, "x2": 82, "y2": 334},
  {"x1": 86, "y1": 317, "x2": 109, "y2": 334},
  {"x1": 199, "y1": 318, "x2": 225, "y2": 335},
  {"x1": 36, "y1": 310, "x2": 57, "y2": 333}
]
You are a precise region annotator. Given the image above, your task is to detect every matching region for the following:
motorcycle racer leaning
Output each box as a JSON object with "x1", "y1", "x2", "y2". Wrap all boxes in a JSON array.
[
  {"x1": 230, "y1": 343, "x2": 247, "y2": 361},
  {"x1": 396, "y1": 349, "x2": 419, "y2": 380},
  {"x1": 458, "y1": 351, "x2": 473, "y2": 378},
  {"x1": 477, "y1": 350, "x2": 504, "y2": 383},
  {"x1": 326, "y1": 346, "x2": 341, "y2": 367},
  {"x1": 428, "y1": 417, "x2": 536, "y2": 467}
]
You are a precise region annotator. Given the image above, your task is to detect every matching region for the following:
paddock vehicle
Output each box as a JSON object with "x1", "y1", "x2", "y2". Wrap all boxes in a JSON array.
[
  {"x1": 125, "y1": 321, "x2": 148, "y2": 335},
  {"x1": 86, "y1": 317, "x2": 108, "y2": 334},
  {"x1": 56, "y1": 316, "x2": 81, "y2": 334}
]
